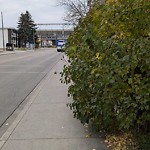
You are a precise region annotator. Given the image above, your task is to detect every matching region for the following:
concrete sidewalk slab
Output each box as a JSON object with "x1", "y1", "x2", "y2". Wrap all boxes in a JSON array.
[
  {"x1": 1, "y1": 139, "x2": 106, "y2": 150},
  {"x1": 0, "y1": 57, "x2": 108, "y2": 150},
  {"x1": 35, "y1": 87, "x2": 70, "y2": 104}
]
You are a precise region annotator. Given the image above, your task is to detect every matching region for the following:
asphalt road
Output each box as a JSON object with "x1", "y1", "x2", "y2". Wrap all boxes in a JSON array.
[{"x1": 0, "y1": 48, "x2": 63, "y2": 128}]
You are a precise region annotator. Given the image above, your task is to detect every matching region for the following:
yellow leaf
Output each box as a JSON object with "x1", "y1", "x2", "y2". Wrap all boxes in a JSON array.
[
  {"x1": 96, "y1": 52, "x2": 100, "y2": 58},
  {"x1": 86, "y1": 134, "x2": 92, "y2": 138}
]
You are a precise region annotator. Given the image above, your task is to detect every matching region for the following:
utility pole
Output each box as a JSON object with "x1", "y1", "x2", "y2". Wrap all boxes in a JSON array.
[
  {"x1": 33, "y1": 29, "x2": 35, "y2": 49},
  {"x1": 1, "y1": 12, "x2": 5, "y2": 51}
]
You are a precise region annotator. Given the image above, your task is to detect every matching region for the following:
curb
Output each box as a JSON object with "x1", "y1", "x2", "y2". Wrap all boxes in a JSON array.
[{"x1": 0, "y1": 56, "x2": 64, "y2": 150}]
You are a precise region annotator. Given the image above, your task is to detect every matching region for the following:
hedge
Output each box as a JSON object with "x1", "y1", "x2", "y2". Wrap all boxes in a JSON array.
[{"x1": 62, "y1": 0, "x2": 150, "y2": 133}]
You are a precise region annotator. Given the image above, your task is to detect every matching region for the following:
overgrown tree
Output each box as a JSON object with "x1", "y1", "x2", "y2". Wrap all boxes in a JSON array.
[
  {"x1": 62, "y1": 0, "x2": 150, "y2": 149},
  {"x1": 62, "y1": 0, "x2": 150, "y2": 133},
  {"x1": 17, "y1": 11, "x2": 37, "y2": 47}
]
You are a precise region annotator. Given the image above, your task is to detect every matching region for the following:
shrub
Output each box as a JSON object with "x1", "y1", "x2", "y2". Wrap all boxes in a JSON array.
[{"x1": 62, "y1": 0, "x2": 150, "y2": 132}]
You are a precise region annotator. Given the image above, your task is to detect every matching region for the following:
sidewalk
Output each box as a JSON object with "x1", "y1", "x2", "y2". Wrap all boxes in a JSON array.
[{"x1": 0, "y1": 57, "x2": 108, "y2": 150}]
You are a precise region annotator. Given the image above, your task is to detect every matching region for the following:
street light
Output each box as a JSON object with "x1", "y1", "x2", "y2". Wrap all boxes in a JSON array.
[{"x1": 1, "y1": 12, "x2": 5, "y2": 51}]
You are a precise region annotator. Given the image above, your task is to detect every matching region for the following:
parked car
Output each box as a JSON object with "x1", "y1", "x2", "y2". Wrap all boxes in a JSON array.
[{"x1": 6, "y1": 43, "x2": 14, "y2": 51}]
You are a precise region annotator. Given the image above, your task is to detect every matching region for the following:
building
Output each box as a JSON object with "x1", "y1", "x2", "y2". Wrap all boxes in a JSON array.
[
  {"x1": 0, "y1": 28, "x2": 17, "y2": 50},
  {"x1": 36, "y1": 29, "x2": 73, "y2": 47},
  {"x1": 0, "y1": 28, "x2": 74, "y2": 49}
]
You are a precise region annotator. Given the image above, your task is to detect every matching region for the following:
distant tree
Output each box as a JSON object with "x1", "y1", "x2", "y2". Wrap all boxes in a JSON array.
[
  {"x1": 58, "y1": 0, "x2": 88, "y2": 24},
  {"x1": 59, "y1": 0, "x2": 105, "y2": 24},
  {"x1": 17, "y1": 11, "x2": 37, "y2": 47}
]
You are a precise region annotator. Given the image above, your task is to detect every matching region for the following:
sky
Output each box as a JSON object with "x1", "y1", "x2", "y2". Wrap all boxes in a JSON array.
[{"x1": 0, "y1": 0, "x2": 66, "y2": 29}]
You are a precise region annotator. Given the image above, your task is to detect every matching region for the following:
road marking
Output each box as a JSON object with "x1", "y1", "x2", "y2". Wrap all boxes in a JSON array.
[
  {"x1": 0, "y1": 53, "x2": 34, "y2": 65},
  {"x1": 0, "y1": 72, "x2": 46, "y2": 74},
  {"x1": 0, "y1": 57, "x2": 63, "y2": 149},
  {"x1": 0, "y1": 65, "x2": 43, "y2": 67}
]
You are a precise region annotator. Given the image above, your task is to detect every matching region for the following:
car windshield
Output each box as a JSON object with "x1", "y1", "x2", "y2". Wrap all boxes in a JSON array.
[{"x1": 57, "y1": 40, "x2": 65, "y2": 46}]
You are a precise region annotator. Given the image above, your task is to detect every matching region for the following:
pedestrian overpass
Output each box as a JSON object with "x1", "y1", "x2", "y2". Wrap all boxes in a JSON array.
[{"x1": 36, "y1": 23, "x2": 74, "y2": 47}]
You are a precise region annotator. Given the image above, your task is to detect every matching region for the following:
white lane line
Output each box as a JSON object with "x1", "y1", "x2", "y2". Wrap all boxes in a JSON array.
[
  {"x1": 0, "y1": 65, "x2": 43, "y2": 67},
  {"x1": 0, "y1": 72, "x2": 46, "y2": 74}
]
